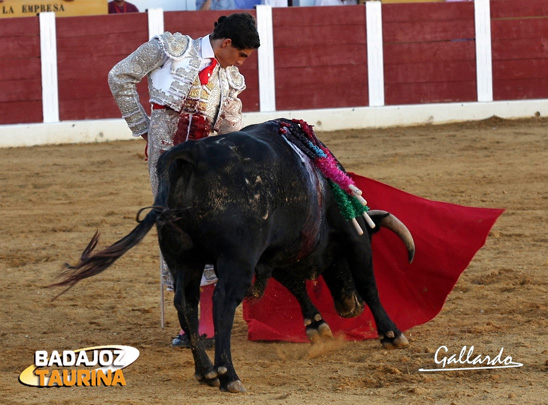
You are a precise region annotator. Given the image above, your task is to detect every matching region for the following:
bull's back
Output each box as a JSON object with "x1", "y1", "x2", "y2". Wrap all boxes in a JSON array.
[{"x1": 157, "y1": 121, "x2": 327, "y2": 261}]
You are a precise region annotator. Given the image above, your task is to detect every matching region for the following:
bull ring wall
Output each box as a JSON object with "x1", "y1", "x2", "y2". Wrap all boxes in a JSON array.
[
  {"x1": 2, "y1": 100, "x2": 547, "y2": 148},
  {"x1": 1, "y1": 1, "x2": 548, "y2": 148}
]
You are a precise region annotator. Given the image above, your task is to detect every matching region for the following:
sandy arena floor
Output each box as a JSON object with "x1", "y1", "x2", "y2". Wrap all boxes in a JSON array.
[{"x1": 1, "y1": 117, "x2": 547, "y2": 404}]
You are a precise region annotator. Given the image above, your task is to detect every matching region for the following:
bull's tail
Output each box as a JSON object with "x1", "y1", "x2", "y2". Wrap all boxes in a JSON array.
[
  {"x1": 50, "y1": 145, "x2": 195, "y2": 300},
  {"x1": 49, "y1": 207, "x2": 159, "y2": 300}
]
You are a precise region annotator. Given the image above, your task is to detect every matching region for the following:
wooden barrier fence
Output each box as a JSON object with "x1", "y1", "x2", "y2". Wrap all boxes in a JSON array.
[{"x1": 1, "y1": 0, "x2": 547, "y2": 127}]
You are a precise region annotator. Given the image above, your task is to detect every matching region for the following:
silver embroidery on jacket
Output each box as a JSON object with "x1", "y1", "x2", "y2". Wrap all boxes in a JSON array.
[{"x1": 108, "y1": 32, "x2": 246, "y2": 138}]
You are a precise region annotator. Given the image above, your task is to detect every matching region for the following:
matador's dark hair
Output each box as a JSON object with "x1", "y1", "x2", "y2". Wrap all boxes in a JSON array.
[{"x1": 211, "y1": 13, "x2": 261, "y2": 50}]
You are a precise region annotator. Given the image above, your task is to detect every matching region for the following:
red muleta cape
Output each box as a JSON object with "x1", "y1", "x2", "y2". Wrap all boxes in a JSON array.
[{"x1": 243, "y1": 173, "x2": 504, "y2": 342}]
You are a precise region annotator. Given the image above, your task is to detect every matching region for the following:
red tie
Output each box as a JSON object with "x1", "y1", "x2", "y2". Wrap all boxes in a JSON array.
[{"x1": 199, "y1": 59, "x2": 217, "y2": 85}]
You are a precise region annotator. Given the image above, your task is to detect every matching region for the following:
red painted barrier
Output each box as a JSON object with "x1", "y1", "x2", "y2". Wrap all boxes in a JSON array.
[
  {"x1": 491, "y1": 0, "x2": 548, "y2": 101},
  {"x1": 0, "y1": 16, "x2": 42, "y2": 124},
  {"x1": 1, "y1": 2, "x2": 548, "y2": 126},
  {"x1": 383, "y1": 2, "x2": 477, "y2": 105}
]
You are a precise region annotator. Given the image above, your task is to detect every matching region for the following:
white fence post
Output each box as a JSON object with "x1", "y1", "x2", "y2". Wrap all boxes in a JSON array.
[
  {"x1": 256, "y1": 5, "x2": 276, "y2": 112},
  {"x1": 475, "y1": 0, "x2": 493, "y2": 102},
  {"x1": 366, "y1": 1, "x2": 385, "y2": 107},
  {"x1": 148, "y1": 8, "x2": 165, "y2": 40},
  {"x1": 39, "y1": 12, "x2": 59, "y2": 123},
  {"x1": 148, "y1": 7, "x2": 166, "y2": 329}
]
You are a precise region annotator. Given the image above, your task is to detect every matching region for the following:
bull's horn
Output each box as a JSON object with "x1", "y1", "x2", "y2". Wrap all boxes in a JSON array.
[{"x1": 369, "y1": 210, "x2": 415, "y2": 263}]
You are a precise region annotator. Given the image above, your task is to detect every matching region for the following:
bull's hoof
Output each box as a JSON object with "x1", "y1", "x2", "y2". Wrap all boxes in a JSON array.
[
  {"x1": 318, "y1": 322, "x2": 333, "y2": 339},
  {"x1": 221, "y1": 379, "x2": 247, "y2": 393},
  {"x1": 380, "y1": 332, "x2": 409, "y2": 350},
  {"x1": 334, "y1": 294, "x2": 365, "y2": 318},
  {"x1": 195, "y1": 372, "x2": 220, "y2": 387},
  {"x1": 306, "y1": 321, "x2": 333, "y2": 344}
]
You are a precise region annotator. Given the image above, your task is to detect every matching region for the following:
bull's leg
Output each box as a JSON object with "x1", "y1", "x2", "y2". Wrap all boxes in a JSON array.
[
  {"x1": 171, "y1": 260, "x2": 219, "y2": 387},
  {"x1": 346, "y1": 242, "x2": 409, "y2": 349},
  {"x1": 212, "y1": 256, "x2": 255, "y2": 393},
  {"x1": 272, "y1": 271, "x2": 333, "y2": 343},
  {"x1": 246, "y1": 264, "x2": 272, "y2": 299},
  {"x1": 322, "y1": 259, "x2": 365, "y2": 318}
]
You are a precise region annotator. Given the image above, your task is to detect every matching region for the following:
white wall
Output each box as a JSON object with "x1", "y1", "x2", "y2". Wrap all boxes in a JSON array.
[{"x1": 1, "y1": 100, "x2": 547, "y2": 148}]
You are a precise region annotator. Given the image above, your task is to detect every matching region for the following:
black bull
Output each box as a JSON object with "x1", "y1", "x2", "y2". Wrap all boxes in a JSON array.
[{"x1": 51, "y1": 119, "x2": 415, "y2": 393}]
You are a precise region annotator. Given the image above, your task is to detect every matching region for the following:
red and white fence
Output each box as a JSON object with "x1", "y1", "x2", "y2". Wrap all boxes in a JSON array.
[{"x1": 1, "y1": 0, "x2": 547, "y2": 146}]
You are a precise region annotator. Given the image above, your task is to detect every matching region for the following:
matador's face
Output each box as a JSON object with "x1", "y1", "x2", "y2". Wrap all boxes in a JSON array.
[{"x1": 215, "y1": 39, "x2": 254, "y2": 69}]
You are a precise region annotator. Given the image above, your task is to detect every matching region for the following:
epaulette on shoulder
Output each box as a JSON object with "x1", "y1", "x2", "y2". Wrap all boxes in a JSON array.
[
  {"x1": 156, "y1": 32, "x2": 191, "y2": 61},
  {"x1": 225, "y1": 66, "x2": 246, "y2": 91}
]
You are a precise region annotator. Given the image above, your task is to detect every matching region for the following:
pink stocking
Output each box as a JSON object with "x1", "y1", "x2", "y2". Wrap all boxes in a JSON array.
[{"x1": 198, "y1": 284, "x2": 215, "y2": 337}]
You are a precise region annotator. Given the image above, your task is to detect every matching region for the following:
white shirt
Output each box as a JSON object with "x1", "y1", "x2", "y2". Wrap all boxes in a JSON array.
[{"x1": 199, "y1": 35, "x2": 216, "y2": 71}]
